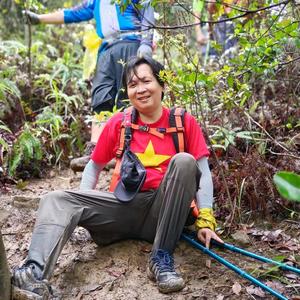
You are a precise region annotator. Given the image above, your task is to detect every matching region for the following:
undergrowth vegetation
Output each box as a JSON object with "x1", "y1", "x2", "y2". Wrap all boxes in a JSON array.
[
  {"x1": 155, "y1": 0, "x2": 300, "y2": 226},
  {"x1": 0, "y1": 23, "x2": 90, "y2": 178},
  {"x1": 0, "y1": 0, "x2": 299, "y2": 228}
]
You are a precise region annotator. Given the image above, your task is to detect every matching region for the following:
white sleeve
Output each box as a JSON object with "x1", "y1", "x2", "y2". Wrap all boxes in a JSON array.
[
  {"x1": 196, "y1": 157, "x2": 214, "y2": 209},
  {"x1": 79, "y1": 160, "x2": 105, "y2": 190}
]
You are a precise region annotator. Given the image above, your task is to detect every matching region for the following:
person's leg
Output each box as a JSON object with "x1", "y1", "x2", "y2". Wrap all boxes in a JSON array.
[
  {"x1": 26, "y1": 190, "x2": 86, "y2": 279},
  {"x1": 78, "y1": 190, "x2": 155, "y2": 245},
  {"x1": 214, "y1": 14, "x2": 237, "y2": 57},
  {"x1": 28, "y1": 189, "x2": 155, "y2": 278},
  {"x1": 140, "y1": 153, "x2": 200, "y2": 251},
  {"x1": 13, "y1": 189, "x2": 155, "y2": 295},
  {"x1": 154, "y1": 153, "x2": 200, "y2": 251},
  {"x1": 13, "y1": 190, "x2": 85, "y2": 296},
  {"x1": 141, "y1": 153, "x2": 200, "y2": 293},
  {"x1": 90, "y1": 41, "x2": 140, "y2": 142},
  {"x1": 223, "y1": 19, "x2": 237, "y2": 58}
]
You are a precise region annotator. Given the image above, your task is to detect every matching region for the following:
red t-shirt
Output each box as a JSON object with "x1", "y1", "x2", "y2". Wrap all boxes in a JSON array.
[{"x1": 91, "y1": 107, "x2": 209, "y2": 190}]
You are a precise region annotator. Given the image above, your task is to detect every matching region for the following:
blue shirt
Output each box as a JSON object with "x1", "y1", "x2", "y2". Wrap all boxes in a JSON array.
[{"x1": 64, "y1": 0, "x2": 154, "y2": 47}]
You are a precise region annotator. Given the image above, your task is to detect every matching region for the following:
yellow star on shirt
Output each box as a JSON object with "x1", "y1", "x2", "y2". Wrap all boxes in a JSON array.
[{"x1": 135, "y1": 140, "x2": 171, "y2": 170}]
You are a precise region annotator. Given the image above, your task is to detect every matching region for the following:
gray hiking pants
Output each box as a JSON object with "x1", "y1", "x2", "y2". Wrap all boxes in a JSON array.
[{"x1": 27, "y1": 153, "x2": 200, "y2": 280}]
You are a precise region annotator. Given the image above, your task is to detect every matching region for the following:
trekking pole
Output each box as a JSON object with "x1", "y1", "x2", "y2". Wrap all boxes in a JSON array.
[
  {"x1": 211, "y1": 239, "x2": 300, "y2": 275},
  {"x1": 182, "y1": 233, "x2": 289, "y2": 300}
]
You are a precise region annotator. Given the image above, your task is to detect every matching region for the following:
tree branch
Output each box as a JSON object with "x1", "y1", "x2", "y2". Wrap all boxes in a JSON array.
[
  {"x1": 278, "y1": 55, "x2": 300, "y2": 66},
  {"x1": 143, "y1": 0, "x2": 293, "y2": 31}
]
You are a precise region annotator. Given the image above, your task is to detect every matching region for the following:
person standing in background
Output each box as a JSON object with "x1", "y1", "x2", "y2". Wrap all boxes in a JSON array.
[
  {"x1": 193, "y1": 0, "x2": 209, "y2": 59},
  {"x1": 23, "y1": 0, "x2": 155, "y2": 169},
  {"x1": 194, "y1": 0, "x2": 245, "y2": 59}
]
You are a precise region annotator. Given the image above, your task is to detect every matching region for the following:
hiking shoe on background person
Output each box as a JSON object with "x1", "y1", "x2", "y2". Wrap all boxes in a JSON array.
[
  {"x1": 84, "y1": 141, "x2": 97, "y2": 156},
  {"x1": 147, "y1": 249, "x2": 185, "y2": 293},
  {"x1": 12, "y1": 264, "x2": 51, "y2": 299}
]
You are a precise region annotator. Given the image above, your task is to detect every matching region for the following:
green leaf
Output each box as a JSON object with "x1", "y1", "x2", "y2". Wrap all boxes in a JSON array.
[
  {"x1": 273, "y1": 171, "x2": 300, "y2": 202},
  {"x1": 272, "y1": 255, "x2": 286, "y2": 262},
  {"x1": 0, "y1": 137, "x2": 9, "y2": 151},
  {"x1": 0, "y1": 122, "x2": 12, "y2": 133},
  {"x1": 249, "y1": 101, "x2": 260, "y2": 114},
  {"x1": 227, "y1": 75, "x2": 234, "y2": 88}
]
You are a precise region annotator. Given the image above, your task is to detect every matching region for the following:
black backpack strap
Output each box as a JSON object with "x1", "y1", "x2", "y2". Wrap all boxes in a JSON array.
[{"x1": 169, "y1": 107, "x2": 186, "y2": 153}]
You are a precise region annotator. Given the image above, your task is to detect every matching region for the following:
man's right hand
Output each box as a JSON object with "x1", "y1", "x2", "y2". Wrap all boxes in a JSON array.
[{"x1": 22, "y1": 10, "x2": 40, "y2": 25}]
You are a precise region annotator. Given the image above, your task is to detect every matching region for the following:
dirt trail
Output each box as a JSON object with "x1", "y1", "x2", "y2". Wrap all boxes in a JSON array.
[{"x1": 1, "y1": 169, "x2": 299, "y2": 300}]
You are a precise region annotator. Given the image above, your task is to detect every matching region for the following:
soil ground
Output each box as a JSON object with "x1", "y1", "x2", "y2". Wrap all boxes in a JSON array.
[{"x1": 1, "y1": 169, "x2": 300, "y2": 300}]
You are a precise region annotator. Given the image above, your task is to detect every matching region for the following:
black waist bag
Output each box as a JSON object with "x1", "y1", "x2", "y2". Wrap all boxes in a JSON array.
[{"x1": 114, "y1": 149, "x2": 146, "y2": 202}]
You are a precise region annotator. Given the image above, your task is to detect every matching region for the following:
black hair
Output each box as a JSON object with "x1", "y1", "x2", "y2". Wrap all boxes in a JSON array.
[{"x1": 122, "y1": 56, "x2": 165, "y2": 95}]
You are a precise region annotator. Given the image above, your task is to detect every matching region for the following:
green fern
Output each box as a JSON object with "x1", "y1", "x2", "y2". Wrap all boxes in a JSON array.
[
  {"x1": 0, "y1": 121, "x2": 12, "y2": 134},
  {"x1": 0, "y1": 40, "x2": 26, "y2": 56},
  {"x1": 35, "y1": 106, "x2": 71, "y2": 165},
  {"x1": 0, "y1": 136, "x2": 8, "y2": 151},
  {"x1": 0, "y1": 78, "x2": 21, "y2": 101},
  {"x1": 0, "y1": 121, "x2": 11, "y2": 164},
  {"x1": 9, "y1": 124, "x2": 42, "y2": 176}
]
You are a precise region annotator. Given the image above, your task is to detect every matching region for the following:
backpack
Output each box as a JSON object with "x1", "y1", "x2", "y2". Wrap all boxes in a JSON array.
[{"x1": 109, "y1": 106, "x2": 199, "y2": 218}]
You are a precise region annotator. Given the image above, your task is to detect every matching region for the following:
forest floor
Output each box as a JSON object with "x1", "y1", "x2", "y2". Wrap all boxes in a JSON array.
[{"x1": 1, "y1": 168, "x2": 300, "y2": 300}]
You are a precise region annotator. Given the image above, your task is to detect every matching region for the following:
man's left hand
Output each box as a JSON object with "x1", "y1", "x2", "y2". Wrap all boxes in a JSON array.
[
  {"x1": 197, "y1": 228, "x2": 223, "y2": 249},
  {"x1": 137, "y1": 44, "x2": 152, "y2": 58}
]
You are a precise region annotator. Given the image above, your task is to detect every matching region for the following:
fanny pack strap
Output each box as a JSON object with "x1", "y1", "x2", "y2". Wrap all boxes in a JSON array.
[{"x1": 103, "y1": 30, "x2": 141, "y2": 46}]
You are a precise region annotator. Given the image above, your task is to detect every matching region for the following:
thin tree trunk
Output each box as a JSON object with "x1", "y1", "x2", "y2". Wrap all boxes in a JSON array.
[{"x1": 0, "y1": 230, "x2": 11, "y2": 300}]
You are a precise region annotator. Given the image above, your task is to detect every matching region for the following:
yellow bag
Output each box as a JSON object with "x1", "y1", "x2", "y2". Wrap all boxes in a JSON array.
[{"x1": 82, "y1": 25, "x2": 102, "y2": 80}]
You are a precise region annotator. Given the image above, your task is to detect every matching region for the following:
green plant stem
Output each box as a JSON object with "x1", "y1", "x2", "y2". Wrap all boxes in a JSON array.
[
  {"x1": 193, "y1": 74, "x2": 234, "y2": 222},
  {"x1": 25, "y1": 1, "x2": 32, "y2": 102},
  {"x1": 234, "y1": 102, "x2": 299, "y2": 159}
]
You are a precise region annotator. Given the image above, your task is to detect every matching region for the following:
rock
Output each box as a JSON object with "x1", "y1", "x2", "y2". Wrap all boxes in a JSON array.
[
  {"x1": 70, "y1": 156, "x2": 116, "y2": 173},
  {"x1": 231, "y1": 230, "x2": 251, "y2": 246},
  {"x1": 70, "y1": 155, "x2": 90, "y2": 173},
  {"x1": 12, "y1": 195, "x2": 40, "y2": 210},
  {"x1": 49, "y1": 170, "x2": 56, "y2": 178}
]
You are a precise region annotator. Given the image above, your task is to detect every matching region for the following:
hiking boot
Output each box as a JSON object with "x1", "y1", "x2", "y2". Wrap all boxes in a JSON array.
[
  {"x1": 84, "y1": 141, "x2": 96, "y2": 156},
  {"x1": 12, "y1": 264, "x2": 51, "y2": 299},
  {"x1": 147, "y1": 249, "x2": 185, "y2": 293}
]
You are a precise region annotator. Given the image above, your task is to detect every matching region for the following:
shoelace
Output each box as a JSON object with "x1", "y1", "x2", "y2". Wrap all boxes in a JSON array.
[{"x1": 152, "y1": 249, "x2": 175, "y2": 273}]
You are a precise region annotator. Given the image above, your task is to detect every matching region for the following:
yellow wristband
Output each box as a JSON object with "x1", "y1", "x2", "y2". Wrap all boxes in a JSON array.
[{"x1": 195, "y1": 208, "x2": 217, "y2": 231}]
